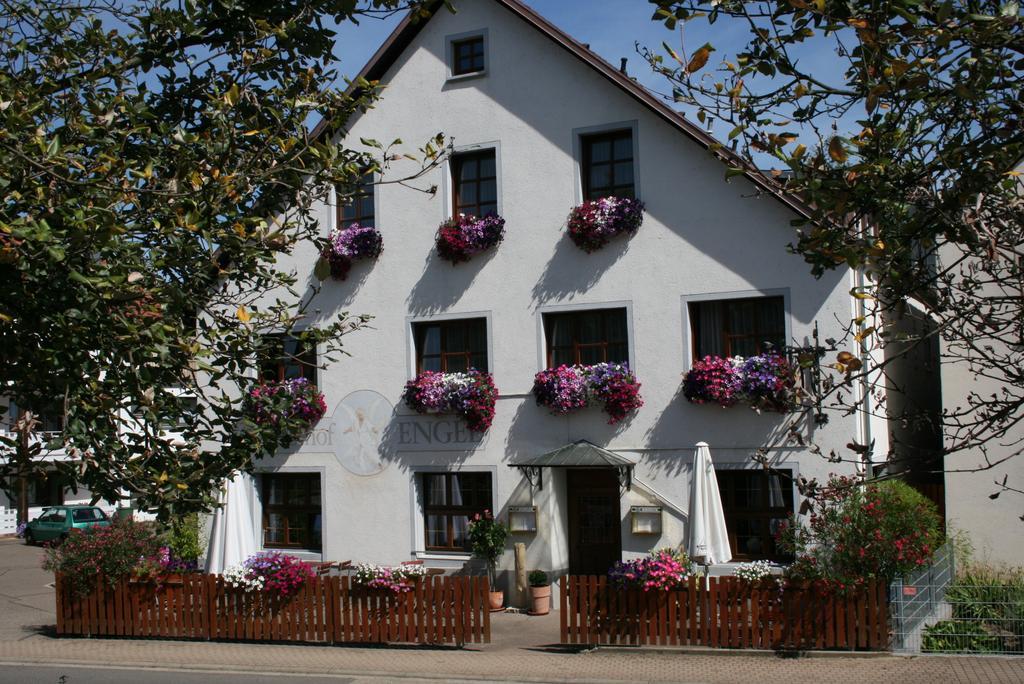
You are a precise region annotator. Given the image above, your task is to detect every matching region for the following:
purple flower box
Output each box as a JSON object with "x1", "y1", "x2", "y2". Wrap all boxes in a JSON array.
[
  {"x1": 683, "y1": 353, "x2": 796, "y2": 411},
  {"x1": 566, "y1": 196, "x2": 644, "y2": 252},
  {"x1": 323, "y1": 223, "x2": 383, "y2": 280},
  {"x1": 436, "y1": 214, "x2": 505, "y2": 264},
  {"x1": 402, "y1": 370, "x2": 498, "y2": 433},
  {"x1": 532, "y1": 362, "x2": 643, "y2": 425}
]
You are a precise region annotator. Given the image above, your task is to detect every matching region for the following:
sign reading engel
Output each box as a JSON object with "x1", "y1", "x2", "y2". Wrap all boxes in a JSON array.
[{"x1": 307, "y1": 389, "x2": 487, "y2": 476}]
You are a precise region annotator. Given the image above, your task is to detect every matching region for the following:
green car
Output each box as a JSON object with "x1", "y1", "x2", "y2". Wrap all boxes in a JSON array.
[{"x1": 23, "y1": 505, "x2": 111, "y2": 545}]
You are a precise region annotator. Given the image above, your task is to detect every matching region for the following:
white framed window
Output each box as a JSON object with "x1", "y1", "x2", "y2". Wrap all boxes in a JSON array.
[
  {"x1": 572, "y1": 120, "x2": 640, "y2": 204},
  {"x1": 445, "y1": 29, "x2": 489, "y2": 81}
]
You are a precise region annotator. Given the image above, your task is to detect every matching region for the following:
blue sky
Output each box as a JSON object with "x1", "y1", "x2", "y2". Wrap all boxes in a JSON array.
[
  {"x1": 332, "y1": 1, "x2": 729, "y2": 100},
  {"x1": 330, "y1": 0, "x2": 854, "y2": 152}
]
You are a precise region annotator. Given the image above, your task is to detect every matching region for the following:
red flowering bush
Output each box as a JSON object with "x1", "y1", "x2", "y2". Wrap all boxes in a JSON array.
[
  {"x1": 608, "y1": 548, "x2": 694, "y2": 591},
  {"x1": 778, "y1": 476, "x2": 943, "y2": 592},
  {"x1": 42, "y1": 518, "x2": 162, "y2": 596}
]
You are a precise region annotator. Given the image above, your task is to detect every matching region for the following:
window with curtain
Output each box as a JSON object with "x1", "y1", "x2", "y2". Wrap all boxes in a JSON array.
[
  {"x1": 689, "y1": 296, "x2": 785, "y2": 358},
  {"x1": 543, "y1": 308, "x2": 628, "y2": 367},
  {"x1": 422, "y1": 472, "x2": 492, "y2": 551},
  {"x1": 413, "y1": 318, "x2": 488, "y2": 373},
  {"x1": 452, "y1": 150, "x2": 497, "y2": 218},
  {"x1": 716, "y1": 469, "x2": 794, "y2": 561},
  {"x1": 258, "y1": 334, "x2": 318, "y2": 383},
  {"x1": 337, "y1": 177, "x2": 375, "y2": 229},
  {"x1": 581, "y1": 129, "x2": 635, "y2": 200},
  {"x1": 262, "y1": 474, "x2": 322, "y2": 551}
]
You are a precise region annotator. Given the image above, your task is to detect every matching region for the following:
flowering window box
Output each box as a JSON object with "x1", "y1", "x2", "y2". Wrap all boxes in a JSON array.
[
  {"x1": 223, "y1": 551, "x2": 316, "y2": 599},
  {"x1": 402, "y1": 370, "x2": 498, "y2": 433},
  {"x1": 566, "y1": 196, "x2": 644, "y2": 252},
  {"x1": 532, "y1": 362, "x2": 643, "y2": 425},
  {"x1": 436, "y1": 213, "x2": 505, "y2": 264},
  {"x1": 246, "y1": 377, "x2": 327, "y2": 443},
  {"x1": 682, "y1": 353, "x2": 796, "y2": 412},
  {"x1": 323, "y1": 223, "x2": 383, "y2": 280}
]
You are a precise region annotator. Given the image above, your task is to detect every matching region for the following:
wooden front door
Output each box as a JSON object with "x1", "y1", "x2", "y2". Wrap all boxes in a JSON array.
[{"x1": 567, "y1": 469, "x2": 622, "y2": 576}]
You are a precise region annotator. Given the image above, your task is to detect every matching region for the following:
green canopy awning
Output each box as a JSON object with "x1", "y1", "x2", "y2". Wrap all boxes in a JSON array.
[{"x1": 509, "y1": 440, "x2": 634, "y2": 490}]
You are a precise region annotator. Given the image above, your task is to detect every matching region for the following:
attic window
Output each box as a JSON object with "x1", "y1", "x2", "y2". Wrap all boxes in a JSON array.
[
  {"x1": 446, "y1": 30, "x2": 488, "y2": 80},
  {"x1": 452, "y1": 37, "x2": 485, "y2": 75}
]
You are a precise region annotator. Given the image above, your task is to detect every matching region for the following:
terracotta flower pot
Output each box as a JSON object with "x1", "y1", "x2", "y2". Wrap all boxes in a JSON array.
[
  {"x1": 529, "y1": 584, "x2": 551, "y2": 615},
  {"x1": 488, "y1": 589, "x2": 504, "y2": 612}
]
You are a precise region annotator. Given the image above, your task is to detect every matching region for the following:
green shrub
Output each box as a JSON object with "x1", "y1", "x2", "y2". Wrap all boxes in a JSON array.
[
  {"x1": 922, "y1": 620, "x2": 1002, "y2": 653},
  {"x1": 947, "y1": 564, "x2": 1024, "y2": 637},
  {"x1": 528, "y1": 570, "x2": 548, "y2": 587},
  {"x1": 779, "y1": 477, "x2": 943, "y2": 590},
  {"x1": 167, "y1": 513, "x2": 202, "y2": 562},
  {"x1": 42, "y1": 519, "x2": 161, "y2": 596}
]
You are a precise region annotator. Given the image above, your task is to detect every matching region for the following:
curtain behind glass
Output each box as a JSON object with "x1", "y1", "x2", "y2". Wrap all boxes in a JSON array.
[{"x1": 697, "y1": 302, "x2": 724, "y2": 357}]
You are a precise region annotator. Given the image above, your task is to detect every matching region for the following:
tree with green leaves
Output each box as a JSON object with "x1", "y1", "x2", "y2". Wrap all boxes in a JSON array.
[
  {"x1": 647, "y1": 1, "x2": 1022, "y2": 498},
  {"x1": 0, "y1": 0, "x2": 448, "y2": 521}
]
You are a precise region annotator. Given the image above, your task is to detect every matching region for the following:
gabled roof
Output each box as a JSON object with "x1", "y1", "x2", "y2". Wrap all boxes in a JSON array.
[{"x1": 312, "y1": 0, "x2": 813, "y2": 221}]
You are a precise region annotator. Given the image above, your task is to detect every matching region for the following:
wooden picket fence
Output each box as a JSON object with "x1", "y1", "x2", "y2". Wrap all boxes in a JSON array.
[
  {"x1": 55, "y1": 573, "x2": 490, "y2": 646},
  {"x1": 560, "y1": 575, "x2": 888, "y2": 650}
]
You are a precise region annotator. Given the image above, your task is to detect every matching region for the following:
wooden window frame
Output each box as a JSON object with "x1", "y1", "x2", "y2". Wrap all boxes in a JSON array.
[
  {"x1": 716, "y1": 469, "x2": 794, "y2": 562},
  {"x1": 689, "y1": 296, "x2": 786, "y2": 360},
  {"x1": 451, "y1": 36, "x2": 485, "y2": 76},
  {"x1": 581, "y1": 129, "x2": 635, "y2": 200},
  {"x1": 259, "y1": 333, "x2": 318, "y2": 384},
  {"x1": 452, "y1": 150, "x2": 498, "y2": 219},
  {"x1": 261, "y1": 473, "x2": 322, "y2": 551},
  {"x1": 543, "y1": 308, "x2": 629, "y2": 368},
  {"x1": 422, "y1": 472, "x2": 493, "y2": 552},
  {"x1": 413, "y1": 318, "x2": 488, "y2": 374},
  {"x1": 337, "y1": 176, "x2": 375, "y2": 229}
]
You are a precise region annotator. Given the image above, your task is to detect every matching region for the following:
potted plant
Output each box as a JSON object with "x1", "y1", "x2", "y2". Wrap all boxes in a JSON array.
[
  {"x1": 467, "y1": 510, "x2": 508, "y2": 611},
  {"x1": 527, "y1": 570, "x2": 550, "y2": 615}
]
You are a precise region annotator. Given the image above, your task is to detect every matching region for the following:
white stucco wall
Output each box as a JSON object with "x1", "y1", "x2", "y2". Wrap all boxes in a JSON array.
[{"x1": 251, "y1": 1, "x2": 871, "y2": 592}]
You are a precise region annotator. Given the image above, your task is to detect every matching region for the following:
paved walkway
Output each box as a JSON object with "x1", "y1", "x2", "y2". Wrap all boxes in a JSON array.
[{"x1": 2, "y1": 539, "x2": 1023, "y2": 683}]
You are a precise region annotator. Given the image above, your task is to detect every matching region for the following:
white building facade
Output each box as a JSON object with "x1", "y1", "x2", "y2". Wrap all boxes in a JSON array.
[{"x1": 242, "y1": 0, "x2": 886, "y2": 595}]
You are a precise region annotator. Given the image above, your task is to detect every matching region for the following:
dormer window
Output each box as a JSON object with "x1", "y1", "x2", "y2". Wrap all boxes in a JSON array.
[{"x1": 446, "y1": 30, "x2": 488, "y2": 80}]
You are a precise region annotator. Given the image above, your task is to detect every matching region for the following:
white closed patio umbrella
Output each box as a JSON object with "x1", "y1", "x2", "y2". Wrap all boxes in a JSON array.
[
  {"x1": 205, "y1": 471, "x2": 258, "y2": 574},
  {"x1": 688, "y1": 442, "x2": 732, "y2": 580}
]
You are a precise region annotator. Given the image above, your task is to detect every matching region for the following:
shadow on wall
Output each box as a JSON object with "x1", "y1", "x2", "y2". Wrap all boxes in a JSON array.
[
  {"x1": 642, "y1": 384, "x2": 803, "y2": 476},
  {"x1": 503, "y1": 395, "x2": 635, "y2": 465},
  {"x1": 531, "y1": 231, "x2": 630, "y2": 303},
  {"x1": 415, "y1": 22, "x2": 850, "y2": 323},
  {"x1": 377, "y1": 407, "x2": 478, "y2": 472},
  {"x1": 406, "y1": 246, "x2": 498, "y2": 316}
]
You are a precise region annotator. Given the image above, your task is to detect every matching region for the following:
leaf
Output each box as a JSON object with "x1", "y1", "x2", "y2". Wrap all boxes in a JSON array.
[
  {"x1": 313, "y1": 256, "x2": 332, "y2": 282},
  {"x1": 792, "y1": 144, "x2": 807, "y2": 160},
  {"x1": 223, "y1": 83, "x2": 240, "y2": 106},
  {"x1": 850, "y1": 288, "x2": 875, "y2": 300},
  {"x1": 828, "y1": 137, "x2": 848, "y2": 163},
  {"x1": 853, "y1": 326, "x2": 876, "y2": 342},
  {"x1": 687, "y1": 45, "x2": 713, "y2": 74},
  {"x1": 236, "y1": 306, "x2": 251, "y2": 323}
]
